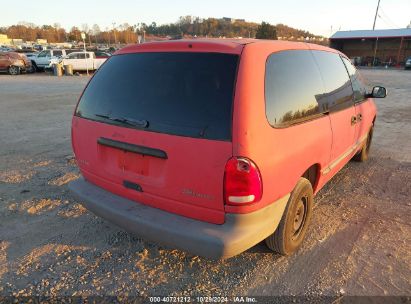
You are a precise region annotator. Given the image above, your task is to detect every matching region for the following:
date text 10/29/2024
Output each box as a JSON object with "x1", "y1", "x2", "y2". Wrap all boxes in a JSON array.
[{"x1": 149, "y1": 296, "x2": 257, "y2": 303}]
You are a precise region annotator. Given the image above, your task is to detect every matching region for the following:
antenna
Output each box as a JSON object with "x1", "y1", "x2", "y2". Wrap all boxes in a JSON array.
[{"x1": 373, "y1": 0, "x2": 381, "y2": 30}]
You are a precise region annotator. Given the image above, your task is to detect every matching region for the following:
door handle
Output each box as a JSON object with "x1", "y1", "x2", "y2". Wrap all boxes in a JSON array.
[
  {"x1": 357, "y1": 113, "x2": 363, "y2": 121},
  {"x1": 351, "y1": 116, "x2": 357, "y2": 125}
]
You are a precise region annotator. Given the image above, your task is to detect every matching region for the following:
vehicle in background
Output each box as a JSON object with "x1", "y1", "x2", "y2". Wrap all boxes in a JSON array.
[
  {"x1": 14, "y1": 49, "x2": 39, "y2": 66},
  {"x1": 0, "y1": 46, "x2": 14, "y2": 52},
  {"x1": 24, "y1": 53, "x2": 39, "y2": 59},
  {"x1": 50, "y1": 51, "x2": 107, "y2": 72},
  {"x1": 94, "y1": 51, "x2": 112, "y2": 59},
  {"x1": 33, "y1": 44, "x2": 47, "y2": 51},
  {"x1": 405, "y1": 57, "x2": 411, "y2": 70},
  {"x1": 15, "y1": 48, "x2": 38, "y2": 54},
  {"x1": 30, "y1": 49, "x2": 69, "y2": 71},
  {"x1": 0, "y1": 51, "x2": 33, "y2": 75}
]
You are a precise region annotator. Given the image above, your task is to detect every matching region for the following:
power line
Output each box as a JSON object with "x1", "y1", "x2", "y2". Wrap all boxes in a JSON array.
[
  {"x1": 378, "y1": 6, "x2": 401, "y2": 28},
  {"x1": 378, "y1": 15, "x2": 396, "y2": 29}
]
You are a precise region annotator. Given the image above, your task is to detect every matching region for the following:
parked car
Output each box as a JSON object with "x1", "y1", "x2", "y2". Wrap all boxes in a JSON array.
[
  {"x1": 0, "y1": 51, "x2": 33, "y2": 75},
  {"x1": 24, "y1": 53, "x2": 39, "y2": 59},
  {"x1": 30, "y1": 49, "x2": 69, "y2": 71},
  {"x1": 15, "y1": 48, "x2": 38, "y2": 55},
  {"x1": 0, "y1": 46, "x2": 14, "y2": 52},
  {"x1": 68, "y1": 39, "x2": 386, "y2": 259},
  {"x1": 51, "y1": 51, "x2": 107, "y2": 72},
  {"x1": 94, "y1": 51, "x2": 111, "y2": 59},
  {"x1": 87, "y1": 49, "x2": 112, "y2": 58},
  {"x1": 405, "y1": 57, "x2": 411, "y2": 70}
]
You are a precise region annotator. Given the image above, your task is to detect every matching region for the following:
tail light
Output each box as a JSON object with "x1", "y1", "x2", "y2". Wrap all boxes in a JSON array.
[{"x1": 224, "y1": 157, "x2": 263, "y2": 205}]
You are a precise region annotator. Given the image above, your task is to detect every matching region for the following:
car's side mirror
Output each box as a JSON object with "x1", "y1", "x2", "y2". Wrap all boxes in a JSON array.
[{"x1": 369, "y1": 86, "x2": 387, "y2": 98}]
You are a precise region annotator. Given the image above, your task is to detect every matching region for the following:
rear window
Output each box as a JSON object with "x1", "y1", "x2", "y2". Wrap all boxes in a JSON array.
[{"x1": 75, "y1": 52, "x2": 239, "y2": 141}]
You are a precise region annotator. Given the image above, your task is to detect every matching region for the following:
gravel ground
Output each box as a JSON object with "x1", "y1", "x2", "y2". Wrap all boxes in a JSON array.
[{"x1": 0, "y1": 70, "x2": 410, "y2": 298}]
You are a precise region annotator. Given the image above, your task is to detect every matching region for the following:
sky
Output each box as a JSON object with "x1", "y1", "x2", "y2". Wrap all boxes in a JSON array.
[{"x1": 1, "y1": 0, "x2": 410, "y2": 37}]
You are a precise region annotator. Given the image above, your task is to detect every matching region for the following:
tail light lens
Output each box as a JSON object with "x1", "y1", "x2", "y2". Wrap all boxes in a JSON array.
[{"x1": 224, "y1": 157, "x2": 263, "y2": 205}]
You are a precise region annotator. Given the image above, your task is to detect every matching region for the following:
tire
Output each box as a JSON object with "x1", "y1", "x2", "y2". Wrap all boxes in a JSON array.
[
  {"x1": 31, "y1": 61, "x2": 39, "y2": 72},
  {"x1": 353, "y1": 125, "x2": 374, "y2": 162},
  {"x1": 27, "y1": 64, "x2": 36, "y2": 73},
  {"x1": 265, "y1": 178, "x2": 313, "y2": 255},
  {"x1": 8, "y1": 65, "x2": 20, "y2": 75}
]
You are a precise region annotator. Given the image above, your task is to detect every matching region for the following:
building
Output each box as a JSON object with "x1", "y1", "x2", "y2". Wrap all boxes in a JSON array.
[
  {"x1": 36, "y1": 38, "x2": 48, "y2": 45},
  {"x1": 222, "y1": 17, "x2": 235, "y2": 23},
  {"x1": 330, "y1": 28, "x2": 411, "y2": 66},
  {"x1": 11, "y1": 38, "x2": 23, "y2": 45},
  {"x1": 222, "y1": 17, "x2": 246, "y2": 24},
  {"x1": 0, "y1": 34, "x2": 12, "y2": 45}
]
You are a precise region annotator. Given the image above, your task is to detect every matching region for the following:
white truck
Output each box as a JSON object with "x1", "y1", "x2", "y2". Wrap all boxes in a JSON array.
[
  {"x1": 51, "y1": 51, "x2": 107, "y2": 72},
  {"x1": 31, "y1": 49, "x2": 69, "y2": 71}
]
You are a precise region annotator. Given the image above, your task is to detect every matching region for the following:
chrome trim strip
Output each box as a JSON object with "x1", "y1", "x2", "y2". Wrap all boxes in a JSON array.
[{"x1": 321, "y1": 133, "x2": 368, "y2": 175}]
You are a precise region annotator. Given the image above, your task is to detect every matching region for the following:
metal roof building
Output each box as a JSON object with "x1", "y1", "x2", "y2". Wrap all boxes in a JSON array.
[{"x1": 330, "y1": 28, "x2": 411, "y2": 67}]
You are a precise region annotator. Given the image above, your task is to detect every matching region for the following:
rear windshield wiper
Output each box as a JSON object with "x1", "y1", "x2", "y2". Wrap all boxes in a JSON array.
[{"x1": 95, "y1": 114, "x2": 149, "y2": 128}]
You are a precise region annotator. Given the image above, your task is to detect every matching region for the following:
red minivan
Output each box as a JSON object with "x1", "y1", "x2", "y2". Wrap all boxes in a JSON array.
[{"x1": 69, "y1": 39, "x2": 386, "y2": 258}]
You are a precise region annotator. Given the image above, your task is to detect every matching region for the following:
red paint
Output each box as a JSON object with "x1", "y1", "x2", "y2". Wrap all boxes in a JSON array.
[{"x1": 72, "y1": 39, "x2": 377, "y2": 223}]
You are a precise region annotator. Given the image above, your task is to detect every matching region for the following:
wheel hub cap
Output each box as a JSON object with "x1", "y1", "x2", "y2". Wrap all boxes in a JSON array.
[{"x1": 292, "y1": 198, "x2": 306, "y2": 238}]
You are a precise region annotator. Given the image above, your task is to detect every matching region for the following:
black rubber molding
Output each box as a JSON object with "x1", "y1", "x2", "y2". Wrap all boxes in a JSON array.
[{"x1": 97, "y1": 137, "x2": 168, "y2": 159}]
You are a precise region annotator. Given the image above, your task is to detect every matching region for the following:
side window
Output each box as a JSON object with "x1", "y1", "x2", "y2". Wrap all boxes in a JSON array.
[
  {"x1": 68, "y1": 53, "x2": 77, "y2": 59},
  {"x1": 311, "y1": 51, "x2": 354, "y2": 111},
  {"x1": 341, "y1": 56, "x2": 367, "y2": 103},
  {"x1": 38, "y1": 51, "x2": 49, "y2": 57},
  {"x1": 77, "y1": 53, "x2": 86, "y2": 59},
  {"x1": 53, "y1": 50, "x2": 62, "y2": 57},
  {"x1": 265, "y1": 50, "x2": 326, "y2": 127}
]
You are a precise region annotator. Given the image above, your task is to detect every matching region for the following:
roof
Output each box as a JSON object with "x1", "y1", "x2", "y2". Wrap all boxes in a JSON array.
[
  {"x1": 117, "y1": 39, "x2": 337, "y2": 55},
  {"x1": 330, "y1": 28, "x2": 411, "y2": 40},
  {"x1": 116, "y1": 39, "x2": 247, "y2": 55},
  {"x1": 188, "y1": 38, "x2": 259, "y2": 45}
]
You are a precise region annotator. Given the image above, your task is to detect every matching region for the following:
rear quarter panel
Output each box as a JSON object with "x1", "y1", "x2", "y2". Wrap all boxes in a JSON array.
[{"x1": 230, "y1": 42, "x2": 333, "y2": 213}]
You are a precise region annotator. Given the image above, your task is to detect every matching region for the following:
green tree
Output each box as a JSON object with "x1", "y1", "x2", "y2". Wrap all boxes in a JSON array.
[{"x1": 255, "y1": 22, "x2": 277, "y2": 40}]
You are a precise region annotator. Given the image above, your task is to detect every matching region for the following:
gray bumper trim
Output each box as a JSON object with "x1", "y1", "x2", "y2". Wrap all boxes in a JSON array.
[{"x1": 68, "y1": 178, "x2": 289, "y2": 259}]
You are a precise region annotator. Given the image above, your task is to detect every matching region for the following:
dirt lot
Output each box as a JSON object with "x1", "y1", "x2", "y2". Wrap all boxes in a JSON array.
[{"x1": 0, "y1": 70, "x2": 410, "y2": 298}]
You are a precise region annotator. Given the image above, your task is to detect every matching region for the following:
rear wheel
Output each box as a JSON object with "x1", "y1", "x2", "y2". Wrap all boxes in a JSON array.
[
  {"x1": 353, "y1": 125, "x2": 373, "y2": 162},
  {"x1": 27, "y1": 64, "x2": 36, "y2": 73},
  {"x1": 31, "y1": 61, "x2": 39, "y2": 72},
  {"x1": 8, "y1": 65, "x2": 20, "y2": 75},
  {"x1": 265, "y1": 178, "x2": 313, "y2": 255}
]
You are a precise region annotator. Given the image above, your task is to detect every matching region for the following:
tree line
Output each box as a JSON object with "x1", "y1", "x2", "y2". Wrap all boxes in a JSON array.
[{"x1": 0, "y1": 18, "x2": 323, "y2": 44}]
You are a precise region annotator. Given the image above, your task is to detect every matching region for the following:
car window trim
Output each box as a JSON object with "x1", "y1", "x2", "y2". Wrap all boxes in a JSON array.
[{"x1": 340, "y1": 55, "x2": 368, "y2": 104}]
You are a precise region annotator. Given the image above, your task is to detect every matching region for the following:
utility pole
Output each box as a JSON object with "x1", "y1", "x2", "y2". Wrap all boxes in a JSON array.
[
  {"x1": 372, "y1": 0, "x2": 381, "y2": 66},
  {"x1": 372, "y1": 0, "x2": 381, "y2": 30},
  {"x1": 112, "y1": 22, "x2": 117, "y2": 46},
  {"x1": 81, "y1": 32, "x2": 89, "y2": 76}
]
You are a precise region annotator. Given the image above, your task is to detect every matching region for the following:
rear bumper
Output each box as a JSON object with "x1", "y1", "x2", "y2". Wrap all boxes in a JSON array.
[{"x1": 68, "y1": 178, "x2": 289, "y2": 259}]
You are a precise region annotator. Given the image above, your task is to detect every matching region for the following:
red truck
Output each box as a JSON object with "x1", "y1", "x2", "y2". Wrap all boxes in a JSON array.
[{"x1": 69, "y1": 39, "x2": 386, "y2": 258}]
